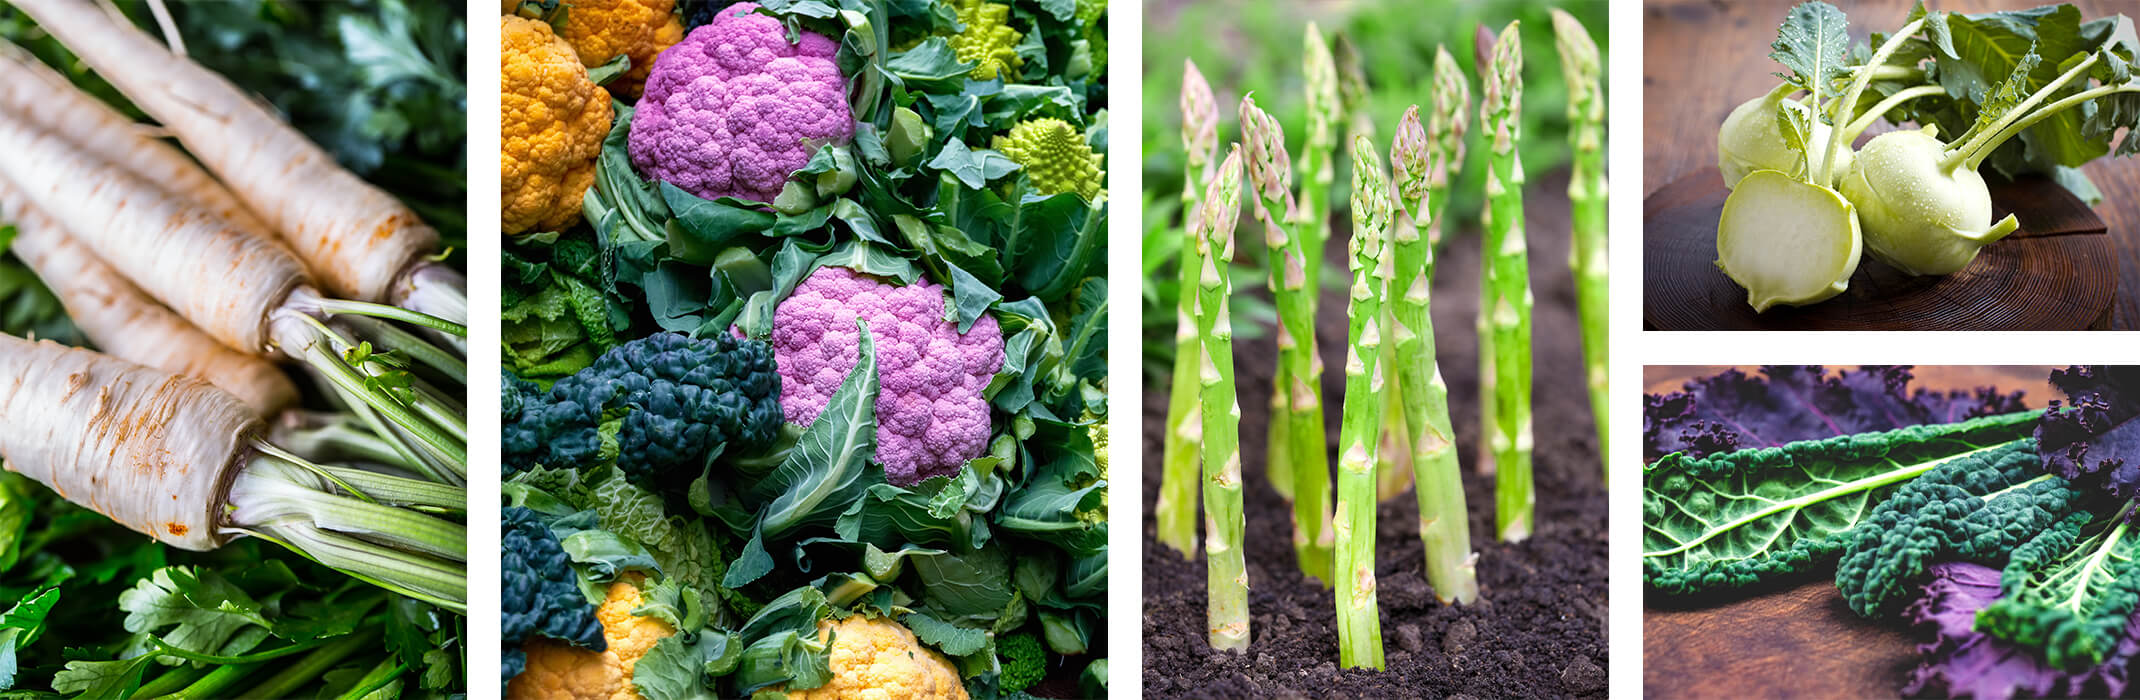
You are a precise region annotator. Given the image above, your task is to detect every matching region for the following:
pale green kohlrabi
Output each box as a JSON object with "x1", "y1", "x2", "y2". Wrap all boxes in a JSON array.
[
  {"x1": 1839, "y1": 48, "x2": 2138, "y2": 276},
  {"x1": 1717, "y1": 84, "x2": 1853, "y2": 189},
  {"x1": 1716, "y1": 169, "x2": 1862, "y2": 311}
]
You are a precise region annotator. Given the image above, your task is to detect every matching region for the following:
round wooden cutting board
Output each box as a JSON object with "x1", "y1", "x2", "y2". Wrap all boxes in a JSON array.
[{"x1": 1643, "y1": 167, "x2": 2118, "y2": 330}]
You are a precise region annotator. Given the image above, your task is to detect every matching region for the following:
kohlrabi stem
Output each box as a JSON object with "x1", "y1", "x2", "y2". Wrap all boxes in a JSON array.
[
  {"x1": 1336, "y1": 135, "x2": 1393, "y2": 671},
  {"x1": 1195, "y1": 146, "x2": 1250, "y2": 653},
  {"x1": 1390, "y1": 107, "x2": 1479, "y2": 605},
  {"x1": 1480, "y1": 22, "x2": 1534, "y2": 542},
  {"x1": 1157, "y1": 58, "x2": 1218, "y2": 559},
  {"x1": 1842, "y1": 85, "x2": 1946, "y2": 143},
  {"x1": 1554, "y1": 9, "x2": 1608, "y2": 484},
  {"x1": 1243, "y1": 95, "x2": 1335, "y2": 586},
  {"x1": 1950, "y1": 52, "x2": 2104, "y2": 168},
  {"x1": 1820, "y1": 16, "x2": 1927, "y2": 186},
  {"x1": 1960, "y1": 82, "x2": 2140, "y2": 171}
]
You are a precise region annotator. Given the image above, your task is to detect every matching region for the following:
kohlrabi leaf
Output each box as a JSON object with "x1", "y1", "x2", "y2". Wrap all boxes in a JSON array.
[
  {"x1": 1833, "y1": 440, "x2": 2083, "y2": 618},
  {"x1": 1963, "y1": 48, "x2": 2043, "y2": 146},
  {"x1": 1644, "y1": 366, "x2": 2030, "y2": 461},
  {"x1": 1932, "y1": 4, "x2": 2118, "y2": 173},
  {"x1": 1769, "y1": 1, "x2": 1852, "y2": 118},
  {"x1": 1643, "y1": 410, "x2": 2041, "y2": 595},
  {"x1": 2037, "y1": 365, "x2": 2140, "y2": 500},
  {"x1": 1980, "y1": 503, "x2": 2140, "y2": 670}
]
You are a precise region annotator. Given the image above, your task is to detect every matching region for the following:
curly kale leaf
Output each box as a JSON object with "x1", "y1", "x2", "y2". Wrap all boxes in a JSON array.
[
  {"x1": 1833, "y1": 440, "x2": 2085, "y2": 618},
  {"x1": 1644, "y1": 410, "x2": 2040, "y2": 594},
  {"x1": 501, "y1": 507, "x2": 605, "y2": 688},
  {"x1": 1979, "y1": 502, "x2": 2140, "y2": 670},
  {"x1": 1901, "y1": 561, "x2": 2140, "y2": 699},
  {"x1": 2037, "y1": 365, "x2": 2140, "y2": 501},
  {"x1": 503, "y1": 332, "x2": 783, "y2": 490},
  {"x1": 1644, "y1": 365, "x2": 2027, "y2": 461}
]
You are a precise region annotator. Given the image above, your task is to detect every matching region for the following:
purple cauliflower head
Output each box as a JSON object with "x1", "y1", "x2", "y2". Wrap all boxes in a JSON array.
[
  {"x1": 771, "y1": 266, "x2": 1004, "y2": 486},
  {"x1": 629, "y1": 3, "x2": 854, "y2": 204}
]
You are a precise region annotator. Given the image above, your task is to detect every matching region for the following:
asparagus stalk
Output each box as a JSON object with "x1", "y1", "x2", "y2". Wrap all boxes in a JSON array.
[
  {"x1": 1478, "y1": 21, "x2": 1534, "y2": 542},
  {"x1": 1158, "y1": 59, "x2": 1220, "y2": 557},
  {"x1": 1465, "y1": 38, "x2": 1498, "y2": 480},
  {"x1": 1241, "y1": 96, "x2": 1334, "y2": 586},
  {"x1": 1552, "y1": 9, "x2": 1608, "y2": 482},
  {"x1": 1391, "y1": 106, "x2": 1479, "y2": 605},
  {"x1": 1428, "y1": 48, "x2": 1471, "y2": 268},
  {"x1": 1299, "y1": 22, "x2": 1340, "y2": 298},
  {"x1": 1332, "y1": 30, "x2": 1416, "y2": 503},
  {"x1": 1196, "y1": 145, "x2": 1250, "y2": 653},
  {"x1": 1335, "y1": 134, "x2": 1393, "y2": 670}
]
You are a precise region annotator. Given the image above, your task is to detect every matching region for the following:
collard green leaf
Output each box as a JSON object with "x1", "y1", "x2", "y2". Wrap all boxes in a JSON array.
[{"x1": 1644, "y1": 410, "x2": 2041, "y2": 594}]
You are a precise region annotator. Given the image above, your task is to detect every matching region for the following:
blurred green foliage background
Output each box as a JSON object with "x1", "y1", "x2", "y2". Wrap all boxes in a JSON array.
[{"x1": 1141, "y1": 0, "x2": 1607, "y2": 377}]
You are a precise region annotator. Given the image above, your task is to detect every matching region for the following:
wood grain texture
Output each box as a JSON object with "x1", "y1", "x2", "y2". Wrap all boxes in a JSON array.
[
  {"x1": 1645, "y1": 168, "x2": 2116, "y2": 330},
  {"x1": 1644, "y1": 0, "x2": 2140, "y2": 328}
]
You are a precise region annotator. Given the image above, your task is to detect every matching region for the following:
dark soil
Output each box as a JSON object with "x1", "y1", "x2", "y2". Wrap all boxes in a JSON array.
[{"x1": 1141, "y1": 171, "x2": 1609, "y2": 699}]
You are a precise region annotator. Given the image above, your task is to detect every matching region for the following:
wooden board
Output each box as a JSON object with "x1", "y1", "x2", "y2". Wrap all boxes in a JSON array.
[
  {"x1": 1644, "y1": 167, "x2": 2118, "y2": 330},
  {"x1": 1646, "y1": 581, "x2": 1918, "y2": 699}
]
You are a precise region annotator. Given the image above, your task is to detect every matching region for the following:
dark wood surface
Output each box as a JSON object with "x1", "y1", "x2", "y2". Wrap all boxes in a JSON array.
[
  {"x1": 1646, "y1": 581, "x2": 1919, "y2": 700},
  {"x1": 1645, "y1": 167, "x2": 2116, "y2": 330},
  {"x1": 1644, "y1": 0, "x2": 2140, "y2": 329}
]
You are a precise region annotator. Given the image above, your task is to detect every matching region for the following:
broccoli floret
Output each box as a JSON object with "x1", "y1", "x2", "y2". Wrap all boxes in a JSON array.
[
  {"x1": 501, "y1": 507, "x2": 606, "y2": 689},
  {"x1": 996, "y1": 632, "x2": 1046, "y2": 693},
  {"x1": 1833, "y1": 440, "x2": 2086, "y2": 619},
  {"x1": 503, "y1": 332, "x2": 783, "y2": 490}
]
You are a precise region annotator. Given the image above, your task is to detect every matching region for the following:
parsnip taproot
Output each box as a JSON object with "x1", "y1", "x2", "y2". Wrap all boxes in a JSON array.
[{"x1": 10, "y1": 0, "x2": 463, "y2": 321}]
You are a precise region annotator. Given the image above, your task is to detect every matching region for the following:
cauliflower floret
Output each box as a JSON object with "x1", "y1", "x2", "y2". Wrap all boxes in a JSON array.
[
  {"x1": 629, "y1": 2, "x2": 854, "y2": 204},
  {"x1": 558, "y1": 0, "x2": 686, "y2": 97},
  {"x1": 502, "y1": 16, "x2": 613, "y2": 234},
  {"x1": 508, "y1": 575, "x2": 678, "y2": 700},
  {"x1": 771, "y1": 266, "x2": 1003, "y2": 486},
  {"x1": 783, "y1": 616, "x2": 967, "y2": 700}
]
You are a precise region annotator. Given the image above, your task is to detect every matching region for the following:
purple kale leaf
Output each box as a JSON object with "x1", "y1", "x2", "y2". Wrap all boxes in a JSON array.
[
  {"x1": 1902, "y1": 561, "x2": 2137, "y2": 698},
  {"x1": 2037, "y1": 365, "x2": 2140, "y2": 500},
  {"x1": 1643, "y1": 366, "x2": 2027, "y2": 462}
]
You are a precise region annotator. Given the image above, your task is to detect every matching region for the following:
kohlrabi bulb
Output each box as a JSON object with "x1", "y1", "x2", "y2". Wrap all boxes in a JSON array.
[
  {"x1": 1838, "y1": 127, "x2": 2018, "y2": 276},
  {"x1": 1715, "y1": 170, "x2": 1863, "y2": 312},
  {"x1": 1717, "y1": 89, "x2": 1854, "y2": 189}
]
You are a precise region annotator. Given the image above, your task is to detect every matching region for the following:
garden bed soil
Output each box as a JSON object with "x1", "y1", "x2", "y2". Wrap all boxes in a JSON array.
[{"x1": 1141, "y1": 171, "x2": 1609, "y2": 698}]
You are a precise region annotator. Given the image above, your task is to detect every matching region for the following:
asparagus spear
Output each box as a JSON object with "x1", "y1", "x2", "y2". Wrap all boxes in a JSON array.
[
  {"x1": 1478, "y1": 21, "x2": 1534, "y2": 542},
  {"x1": 1196, "y1": 145, "x2": 1250, "y2": 652},
  {"x1": 1335, "y1": 134, "x2": 1393, "y2": 670},
  {"x1": 1429, "y1": 48, "x2": 1472, "y2": 254},
  {"x1": 1273, "y1": 22, "x2": 1343, "y2": 507},
  {"x1": 1158, "y1": 59, "x2": 1220, "y2": 557},
  {"x1": 1331, "y1": 31, "x2": 1416, "y2": 503},
  {"x1": 1552, "y1": 9, "x2": 1608, "y2": 482},
  {"x1": 1241, "y1": 96, "x2": 1334, "y2": 586},
  {"x1": 1469, "y1": 33, "x2": 1498, "y2": 481},
  {"x1": 1391, "y1": 105, "x2": 1479, "y2": 605}
]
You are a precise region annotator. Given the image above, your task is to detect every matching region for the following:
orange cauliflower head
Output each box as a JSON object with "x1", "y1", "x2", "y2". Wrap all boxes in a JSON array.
[
  {"x1": 783, "y1": 615, "x2": 968, "y2": 700},
  {"x1": 559, "y1": 0, "x2": 685, "y2": 97},
  {"x1": 502, "y1": 15, "x2": 613, "y2": 235},
  {"x1": 507, "y1": 576, "x2": 676, "y2": 700}
]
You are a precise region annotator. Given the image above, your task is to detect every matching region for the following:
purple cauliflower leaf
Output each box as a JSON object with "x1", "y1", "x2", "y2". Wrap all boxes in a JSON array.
[
  {"x1": 771, "y1": 266, "x2": 1003, "y2": 486},
  {"x1": 1902, "y1": 561, "x2": 2138, "y2": 698},
  {"x1": 1643, "y1": 365, "x2": 2027, "y2": 462},
  {"x1": 2036, "y1": 365, "x2": 2140, "y2": 500},
  {"x1": 629, "y1": 2, "x2": 853, "y2": 204}
]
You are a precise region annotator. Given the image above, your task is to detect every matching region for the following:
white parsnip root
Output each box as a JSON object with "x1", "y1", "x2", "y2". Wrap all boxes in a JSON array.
[
  {"x1": 0, "y1": 334, "x2": 255, "y2": 551},
  {"x1": 11, "y1": 0, "x2": 456, "y2": 317},
  {"x1": 0, "y1": 186, "x2": 296, "y2": 416}
]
